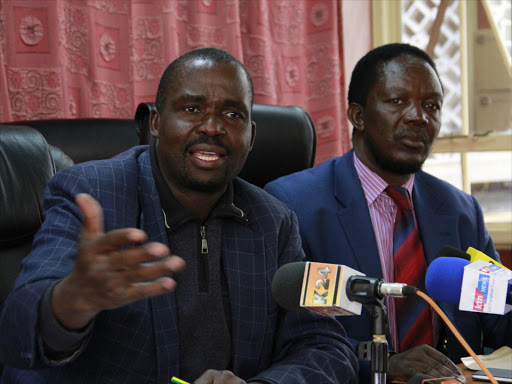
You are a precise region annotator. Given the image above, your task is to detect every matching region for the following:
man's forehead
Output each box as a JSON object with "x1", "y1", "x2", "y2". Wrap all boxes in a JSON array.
[
  {"x1": 377, "y1": 56, "x2": 443, "y2": 93},
  {"x1": 383, "y1": 55, "x2": 428, "y2": 71},
  {"x1": 179, "y1": 57, "x2": 242, "y2": 78},
  {"x1": 173, "y1": 59, "x2": 247, "y2": 91},
  {"x1": 182, "y1": 56, "x2": 220, "y2": 71},
  {"x1": 166, "y1": 59, "x2": 252, "y2": 109}
]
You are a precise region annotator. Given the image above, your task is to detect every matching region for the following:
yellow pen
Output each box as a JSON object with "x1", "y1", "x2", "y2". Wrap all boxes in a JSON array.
[{"x1": 170, "y1": 377, "x2": 190, "y2": 384}]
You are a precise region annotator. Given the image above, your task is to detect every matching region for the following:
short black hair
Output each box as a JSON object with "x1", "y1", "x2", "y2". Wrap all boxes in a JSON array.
[
  {"x1": 155, "y1": 47, "x2": 254, "y2": 113},
  {"x1": 347, "y1": 43, "x2": 442, "y2": 106}
]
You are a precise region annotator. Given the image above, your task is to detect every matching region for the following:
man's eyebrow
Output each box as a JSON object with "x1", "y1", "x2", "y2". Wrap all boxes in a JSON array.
[
  {"x1": 385, "y1": 85, "x2": 408, "y2": 93},
  {"x1": 175, "y1": 94, "x2": 207, "y2": 103},
  {"x1": 223, "y1": 99, "x2": 249, "y2": 114},
  {"x1": 385, "y1": 86, "x2": 443, "y2": 98},
  {"x1": 428, "y1": 91, "x2": 444, "y2": 99}
]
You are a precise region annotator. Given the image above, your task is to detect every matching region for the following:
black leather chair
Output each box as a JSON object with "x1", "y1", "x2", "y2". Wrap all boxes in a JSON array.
[
  {"x1": 4, "y1": 118, "x2": 147, "y2": 164},
  {"x1": 0, "y1": 126, "x2": 73, "y2": 311},
  {"x1": 134, "y1": 102, "x2": 317, "y2": 188}
]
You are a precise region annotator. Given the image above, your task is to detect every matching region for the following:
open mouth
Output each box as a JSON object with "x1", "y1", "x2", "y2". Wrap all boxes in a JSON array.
[
  {"x1": 186, "y1": 139, "x2": 230, "y2": 169},
  {"x1": 188, "y1": 145, "x2": 228, "y2": 169}
]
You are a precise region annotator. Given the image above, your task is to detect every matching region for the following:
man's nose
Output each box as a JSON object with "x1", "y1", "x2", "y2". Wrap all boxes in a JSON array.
[
  {"x1": 405, "y1": 102, "x2": 428, "y2": 125},
  {"x1": 198, "y1": 114, "x2": 226, "y2": 136}
]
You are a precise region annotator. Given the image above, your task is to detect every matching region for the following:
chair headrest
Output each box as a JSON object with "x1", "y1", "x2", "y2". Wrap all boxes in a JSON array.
[
  {"x1": 134, "y1": 102, "x2": 316, "y2": 188},
  {"x1": 134, "y1": 102, "x2": 154, "y2": 145},
  {"x1": 0, "y1": 126, "x2": 56, "y2": 243},
  {"x1": 5, "y1": 119, "x2": 140, "y2": 164},
  {"x1": 240, "y1": 104, "x2": 316, "y2": 187},
  {"x1": 48, "y1": 144, "x2": 74, "y2": 172}
]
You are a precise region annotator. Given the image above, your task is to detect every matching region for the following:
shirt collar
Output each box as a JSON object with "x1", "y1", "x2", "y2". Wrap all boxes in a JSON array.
[{"x1": 353, "y1": 151, "x2": 415, "y2": 206}]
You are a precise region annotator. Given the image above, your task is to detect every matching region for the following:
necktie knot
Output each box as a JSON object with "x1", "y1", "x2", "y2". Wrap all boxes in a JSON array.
[{"x1": 386, "y1": 186, "x2": 411, "y2": 211}]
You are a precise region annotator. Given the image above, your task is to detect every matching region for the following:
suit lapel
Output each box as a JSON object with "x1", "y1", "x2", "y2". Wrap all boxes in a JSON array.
[
  {"x1": 413, "y1": 174, "x2": 483, "y2": 355},
  {"x1": 137, "y1": 151, "x2": 180, "y2": 382},
  {"x1": 334, "y1": 152, "x2": 383, "y2": 279},
  {"x1": 413, "y1": 174, "x2": 458, "y2": 265}
]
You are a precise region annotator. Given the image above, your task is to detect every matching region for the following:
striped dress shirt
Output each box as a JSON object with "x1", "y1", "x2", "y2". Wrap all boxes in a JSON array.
[{"x1": 352, "y1": 152, "x2": 416, "y2": 351}]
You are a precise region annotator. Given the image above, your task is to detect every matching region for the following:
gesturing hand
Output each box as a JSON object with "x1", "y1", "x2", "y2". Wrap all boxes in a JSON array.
[
  {"x1": 52, "y1": 193, "x2": 186, "y2": 329},
  {"x1": 388, "y1": 345, "x2": 465, "y2": 382}
]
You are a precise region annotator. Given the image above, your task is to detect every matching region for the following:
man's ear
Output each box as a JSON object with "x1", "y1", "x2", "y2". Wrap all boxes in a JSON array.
[
  {"x1": 347, "y1": 103, "x2": 365, "y2": 133},
  {"x1": 150, "y1": 109, "x2": 159, "y2": 138},
  {"x1": 249, "y1": 121, "x2": 256, "y2": 151}
]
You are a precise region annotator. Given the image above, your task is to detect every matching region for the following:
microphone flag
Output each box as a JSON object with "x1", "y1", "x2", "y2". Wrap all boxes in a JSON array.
[
  {"x1": 299, "y1": 261, "x2": 363, "y2": 316},
  {"x1": 459, "y1": 259, "x2": 512, "y2": 315}
]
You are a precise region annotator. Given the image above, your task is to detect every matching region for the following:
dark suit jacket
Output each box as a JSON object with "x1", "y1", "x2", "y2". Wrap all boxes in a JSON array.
[
  {"x1": 0, "y1": 146, "x2": 357, "y2": 384},
  {"x1": 265, "y1": 149, "x2": 511, "y2": 366}
]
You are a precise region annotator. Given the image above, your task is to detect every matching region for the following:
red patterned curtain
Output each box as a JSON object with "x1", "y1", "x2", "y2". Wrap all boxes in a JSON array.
[{"x1": 0, "y1": 0, "x2": 355, "y2": 162}]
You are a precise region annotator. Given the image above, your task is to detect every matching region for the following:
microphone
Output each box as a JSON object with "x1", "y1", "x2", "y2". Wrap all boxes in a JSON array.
[
  {"x1": 271, "y1": 261, "x2": 417, "y2": 316},
  {"x1": 271, "y1": 262, "x2": 308, "y2": 312},
  {"x1": 426, "y1": 257, "x2": 470, "y2": 305},
  {"x1": 426, "y1": 256, "x2": 512, "y2": 315}
]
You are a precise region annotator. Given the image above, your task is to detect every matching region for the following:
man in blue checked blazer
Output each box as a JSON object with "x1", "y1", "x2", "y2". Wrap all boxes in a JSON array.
[{"x1": 0, "y1": 48, "x2": 358, "y2": 383}]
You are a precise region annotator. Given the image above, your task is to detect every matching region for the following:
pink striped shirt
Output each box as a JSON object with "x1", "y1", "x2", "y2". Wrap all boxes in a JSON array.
[{"x1": 353, "y1": 152, "x2": 416, "y2": 351}]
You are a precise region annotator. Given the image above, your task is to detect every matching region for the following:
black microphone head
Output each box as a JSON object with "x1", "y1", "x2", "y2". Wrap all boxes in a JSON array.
[
  {"x1": 271, "y1": 262, "x2": 306, "y2": 311},
  {"x1": 436, "y1": 245, "x2": 470, "y2": 261}
]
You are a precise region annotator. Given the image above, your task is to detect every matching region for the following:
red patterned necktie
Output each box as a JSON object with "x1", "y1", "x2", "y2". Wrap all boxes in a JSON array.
[{"x1": 386, "y1": 186, "x2": 433, "y2": 352}]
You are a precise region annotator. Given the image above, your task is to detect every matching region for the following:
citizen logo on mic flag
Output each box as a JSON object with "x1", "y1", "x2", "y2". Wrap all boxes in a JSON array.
[{"x1": 300, "y1": 261, "x2": 363, "y2": 316}]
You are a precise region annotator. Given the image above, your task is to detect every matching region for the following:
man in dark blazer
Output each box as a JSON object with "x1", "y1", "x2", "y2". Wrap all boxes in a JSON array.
[
  {"x1": 265, "y1": 43, "x2": 512, "y2": 383},
  {"x1": 0, "y1": 48, "x2": 358, "y2": 384}
]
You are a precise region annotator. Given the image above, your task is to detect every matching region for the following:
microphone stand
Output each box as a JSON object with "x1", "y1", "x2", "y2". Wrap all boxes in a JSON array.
[
  {"x1": 348, "y1": 278, "x2": 389, "y2": 384},
  {"x1": 364, "y1": 300, "x2": 388, "y2": 384}
]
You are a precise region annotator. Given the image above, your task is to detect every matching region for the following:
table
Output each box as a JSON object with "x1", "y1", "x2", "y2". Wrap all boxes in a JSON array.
[{"x1": 459, "y1": 363, "x2": 487, "y2": 384}]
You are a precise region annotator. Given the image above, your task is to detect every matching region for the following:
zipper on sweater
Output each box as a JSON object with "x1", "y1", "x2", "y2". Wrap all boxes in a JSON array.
[
  {"x1": 200, "y1": 225, "x2": 208, "y2": 254},
  {"x1": 198, "y1": 225, "x2": 209, "y2": 292}
]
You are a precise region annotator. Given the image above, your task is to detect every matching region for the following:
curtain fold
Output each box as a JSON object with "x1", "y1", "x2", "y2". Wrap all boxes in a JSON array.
[{"x1": 0, "y1": 0, "x2": 351, "y2": 162}]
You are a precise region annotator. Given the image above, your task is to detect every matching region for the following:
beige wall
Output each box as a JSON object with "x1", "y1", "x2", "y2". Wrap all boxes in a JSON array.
[{"x1": 341, "y1": 0, "x2": 372, "y2": 137}]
